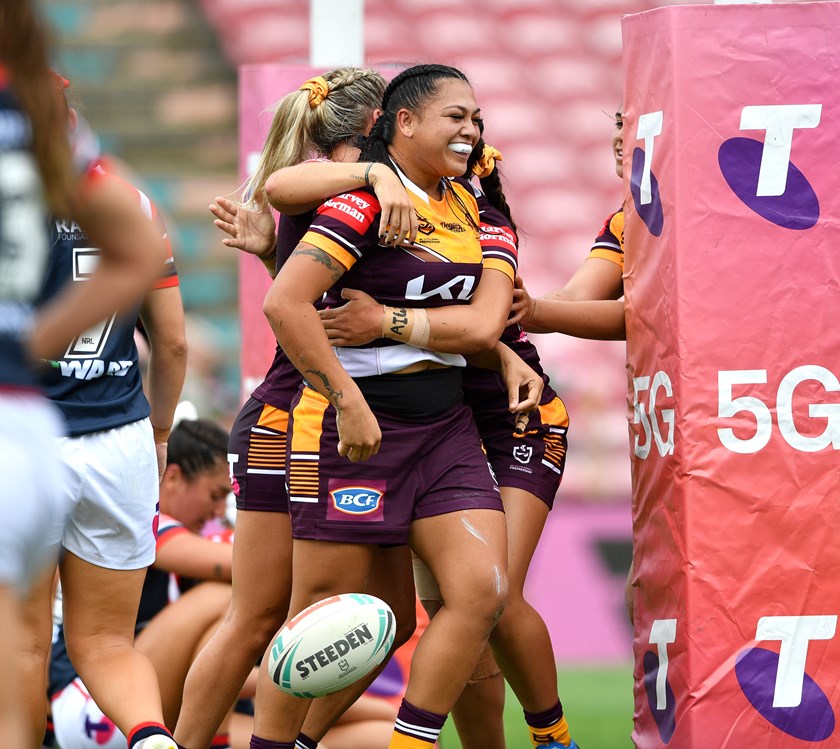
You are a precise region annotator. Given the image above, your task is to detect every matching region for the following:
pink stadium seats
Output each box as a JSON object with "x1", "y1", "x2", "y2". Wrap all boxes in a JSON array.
[{"x1": 198, "y1": 0, "x2": 655, "y2": 498}]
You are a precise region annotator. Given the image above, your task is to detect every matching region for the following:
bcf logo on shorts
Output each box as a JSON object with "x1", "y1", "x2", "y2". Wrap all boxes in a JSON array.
[{"x1": 327, "y1": 479, "x2": 386, "y2": 522}]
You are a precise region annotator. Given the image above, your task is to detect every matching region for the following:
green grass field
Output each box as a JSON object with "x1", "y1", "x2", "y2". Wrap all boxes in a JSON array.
[{"x1": 439, "y1": 664, "x2": 635, "y2": 749}]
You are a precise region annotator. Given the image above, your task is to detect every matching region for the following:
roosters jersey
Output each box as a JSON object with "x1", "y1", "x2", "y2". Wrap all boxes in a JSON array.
[
  {"x1": 0, "y1": 70, "x2": 52, "y2": 389},
  {"x1": 37, "y1": 162, "x2": 178, "y2": 436},
  {"x1": 302, "y1": 169, "x2": 516, "y2": 377},
  {"x1": 135, "y1": 512, "x2": 189, "y2": 625},
  {"x1": 589, "y1": 208, "x2": 625, "y2": 270}
]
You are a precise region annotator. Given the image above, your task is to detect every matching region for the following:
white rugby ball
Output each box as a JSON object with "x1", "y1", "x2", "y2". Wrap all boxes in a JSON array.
[{"x1": 268, "y1": 593, "x2": 396, "y2": 698}]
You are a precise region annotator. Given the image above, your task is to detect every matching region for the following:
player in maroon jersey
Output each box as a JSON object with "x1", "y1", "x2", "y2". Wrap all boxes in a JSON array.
[
  {"x1": 174, "y1": 68, "x2": 428, "y2": 749},
  {"x1": 194, "y1": 77, "x2": 547, "y2": 749},
  {"x1": 216, "y1": 108, "x2": 584, "y2": 747},
  {"x1": 252, "y1": 63, "x2": 549, "y2": 749},
  {"x1": 310, "y1": 136, "x2": 579, "y2": 749}
]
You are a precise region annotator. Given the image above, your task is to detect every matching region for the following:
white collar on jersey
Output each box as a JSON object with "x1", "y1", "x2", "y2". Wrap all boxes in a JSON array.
[{"x1": 389, "y1": 158, "x2": 448, "y2": 205}]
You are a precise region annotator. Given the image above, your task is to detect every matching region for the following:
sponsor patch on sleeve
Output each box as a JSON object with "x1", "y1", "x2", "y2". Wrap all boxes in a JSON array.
[{"x1": 317, "y1": 191, "x2": 378, "y2": 233}]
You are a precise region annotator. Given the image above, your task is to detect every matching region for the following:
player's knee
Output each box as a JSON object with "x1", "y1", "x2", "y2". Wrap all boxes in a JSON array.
[
  {"x1": 455, "y1": 568, "x2": 508, "y2": 625},
  {"x1": 228, "y1": 605, "x2": 286, "y2": 655},
  {"x1": 64, "y1": 631, "x2": 129, "y2": 678}
]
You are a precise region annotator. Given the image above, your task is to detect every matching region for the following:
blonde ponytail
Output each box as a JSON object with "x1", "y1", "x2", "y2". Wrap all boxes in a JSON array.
[{"x1": 241, "y1": 66, "x2": 386, "y2": 208}]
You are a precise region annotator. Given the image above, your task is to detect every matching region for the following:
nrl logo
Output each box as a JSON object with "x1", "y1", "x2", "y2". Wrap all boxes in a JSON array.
[
  {"x1": 513, "y1": 445, "x2": 533, "y2": 464},
  {"x1": 338, "y1": 659, "x2": 350, "y2": 672}
]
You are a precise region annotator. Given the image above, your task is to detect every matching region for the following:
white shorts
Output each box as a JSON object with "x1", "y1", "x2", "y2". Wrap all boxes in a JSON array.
[
  {"x1": 0, "y1": 394, "x2": 68, "y2": 591},
  {"x1": 60, "y1": 418, "x2": 158, "y2": 569},
  {"x1": 52, "y1": 678, "x2": 125, "y2": 749}
]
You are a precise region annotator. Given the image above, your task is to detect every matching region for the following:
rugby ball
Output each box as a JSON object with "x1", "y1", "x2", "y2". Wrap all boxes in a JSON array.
[{"x1": 268, "y1": 593, "x2": 396, "y2": 697}]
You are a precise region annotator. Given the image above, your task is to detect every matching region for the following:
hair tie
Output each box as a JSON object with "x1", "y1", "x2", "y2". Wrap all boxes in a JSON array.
[
  {"x1": 50, "y1": 71, "x2": 71, "y2": 90},
  {"x1": 473, "y1": 145, "x2": 503, "y2": 179},
  {"x1": 299, "y1": 76, "x2": 330, "y2": 109}
]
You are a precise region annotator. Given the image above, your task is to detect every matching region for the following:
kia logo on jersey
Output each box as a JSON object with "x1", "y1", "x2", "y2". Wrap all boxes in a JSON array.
[
  {"x1": 327, "y1": 479, "x2": 386, "y2": 522},
  {"x1": 718, "y1": 104, "x2": 821, "y2": 231}
]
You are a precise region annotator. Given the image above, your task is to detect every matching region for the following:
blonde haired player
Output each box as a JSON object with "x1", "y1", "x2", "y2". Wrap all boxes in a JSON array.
[{"x1": 175, "y1": 67, "x2": 424, "y2": 749}]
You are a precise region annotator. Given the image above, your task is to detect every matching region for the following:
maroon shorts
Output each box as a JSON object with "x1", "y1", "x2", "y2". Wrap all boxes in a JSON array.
[
  {"x1": 286, "y1": 387, "x2": 503, "y2": 545},
  {"x1": 471, "y1": 395, "x2": 570, "y2": 508},
  {"x1": 229, "y1": 397, "x2": 289, "y2": 513}
]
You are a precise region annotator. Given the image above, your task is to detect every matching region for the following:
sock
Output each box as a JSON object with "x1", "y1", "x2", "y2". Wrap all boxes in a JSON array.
[
  {"x1": 524, "y1": 701, "x2": 571, "y2": 746},
  {"x1": 42, "y1": 720, "x2": 56, "y2": 748},
  {"x1": 127, "y1": 723, "x2": 174, "y2": 748},
  {"x1": 295, "y1": 733, "x2": 318, "y2": 749},
  {"x1": 389, "y1": 699, "x2": 446, "y2": 748},
  {"x1": 211, "y1": 734, "x2": 231, "y2": 749},
  {"x1": 249, "y1": 737, "x2": 296, "y2": 749}
]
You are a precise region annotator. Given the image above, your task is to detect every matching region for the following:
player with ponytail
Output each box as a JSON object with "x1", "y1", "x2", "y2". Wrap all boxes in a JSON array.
[
  {"x1": 175, "y1": 67, "x2": 423, "y2": 749},
  {"x1": 314, "y1": 123, "x2": 579, "y2": 748}
]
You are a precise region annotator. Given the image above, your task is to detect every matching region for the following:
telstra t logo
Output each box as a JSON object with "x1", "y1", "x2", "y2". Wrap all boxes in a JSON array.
[
  {"x1": 643, "y1": 618, "x2": 677, "y2": 743},
  {"x1": 718, "y1": 104, "x2": 821, "y2": 230},
  {"x1": 631, "y1": 111, "x2": 664, "y2": 237},
  {"x1": 736, "y1": 615, "x2": 835, "y2": 741}
]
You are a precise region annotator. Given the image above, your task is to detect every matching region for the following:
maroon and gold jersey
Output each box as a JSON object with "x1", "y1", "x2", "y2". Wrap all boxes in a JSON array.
[
  {"x1": 463, "y1": 196, "x2": 558, "y2": 409},
  {"x1": 589, "y1": 208, "x2": 625, "y2": 270},
  {"x1": 302, "y1": 174, "x2": 515, "y2": 377},
  {"x1": 251, "y1": 210, "x2": 313, "y2": 409}
]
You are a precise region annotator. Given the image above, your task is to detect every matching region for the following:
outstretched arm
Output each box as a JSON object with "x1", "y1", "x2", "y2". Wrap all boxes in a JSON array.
[
  {"x1": 521, "y1": 298, "x2": 625, "y2": 340},
  {"x1": 154, "y1": 533, "x2": 232, "y2": 581},
  {"x1": 209, "y1": 191, "x2": 278, "y2": 277},
  {"x1": 265, "y1": 161, "x2": 418, "y2": 246},
  {"x1": 511, "y1": 274, "x2": 625, "y2": 340},
  {"x1": 510, "y1": 256, "x2": 626, "y2": 340}
]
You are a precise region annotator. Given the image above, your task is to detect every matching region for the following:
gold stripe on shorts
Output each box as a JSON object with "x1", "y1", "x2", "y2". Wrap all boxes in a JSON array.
[
  {"x1": 247, "y1": 404, "x2": 288, "y2": 470},
  {"x1": 538, "y1": 397, "x2": 569, "y2": 475},
  {"x1": 288, "y1": 388, "x2": 329, "y2": 503}
]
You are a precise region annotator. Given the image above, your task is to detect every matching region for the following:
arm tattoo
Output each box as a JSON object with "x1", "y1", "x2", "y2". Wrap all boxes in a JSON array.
[
  {"x1": 292, "y1": 246, "x2": 345, "y2": 284},
  {"x1": 306, "y1": 368, "x2": 344, "y2": 409},
  {"x1": 389, "y1": 307, "x2": 409, "y2": 337}
]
